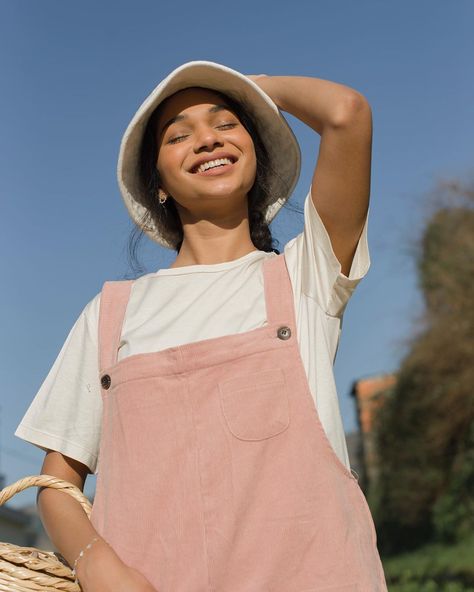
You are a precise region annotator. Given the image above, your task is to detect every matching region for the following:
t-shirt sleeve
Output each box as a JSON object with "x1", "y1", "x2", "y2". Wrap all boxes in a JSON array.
[
  {"x1": 284, "y1": 186, "x2": 371, "y2": 318},
  {"x1": 14, "y1": 292, "x2": 103, "y2": 474}
]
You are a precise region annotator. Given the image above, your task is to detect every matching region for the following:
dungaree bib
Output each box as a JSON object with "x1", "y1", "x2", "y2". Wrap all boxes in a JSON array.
[{"x1": 90, "y1": 253, "x2": 387, "y2": 591}]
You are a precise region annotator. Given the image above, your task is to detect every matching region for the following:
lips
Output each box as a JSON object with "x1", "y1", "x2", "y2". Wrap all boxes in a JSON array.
[{"x1": 189, "y1": 153, "x2": 237, "y2": 174}]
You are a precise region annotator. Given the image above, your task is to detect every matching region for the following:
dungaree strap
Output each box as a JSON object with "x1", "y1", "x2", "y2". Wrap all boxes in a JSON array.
[
  {"x1": 98, "y1": 280, "x2": 134, "y2": 371},
  {"x1": 97, "y1": 254, "x2": 292, "y2": 370},
  {"x1": 262, "y1": 253, "x2": 297, "y2": 327}
]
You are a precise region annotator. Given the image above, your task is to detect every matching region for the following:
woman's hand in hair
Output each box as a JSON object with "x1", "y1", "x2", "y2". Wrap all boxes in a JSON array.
[
  {"x1": 245, "y1": 74, "x2": 268, "y2": 82},
  {"x1": 244, "y1": 74, "x2": 286, "y2": 111}
]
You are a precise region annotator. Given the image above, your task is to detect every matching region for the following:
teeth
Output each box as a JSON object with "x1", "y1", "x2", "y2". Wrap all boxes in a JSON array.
[{"x1": 196, "y1": 158, "x2": 233, "y2": 173}]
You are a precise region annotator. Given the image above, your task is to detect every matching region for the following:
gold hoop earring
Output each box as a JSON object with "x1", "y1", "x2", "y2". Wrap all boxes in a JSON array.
[{"x1": 158, "y1": 189, "x2": 168, "y2": 205}]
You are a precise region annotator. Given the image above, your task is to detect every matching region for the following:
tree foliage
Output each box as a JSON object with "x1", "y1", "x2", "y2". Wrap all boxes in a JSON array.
[{"x1": 372, "y1": 178, "x2": 474, "y2": 554}]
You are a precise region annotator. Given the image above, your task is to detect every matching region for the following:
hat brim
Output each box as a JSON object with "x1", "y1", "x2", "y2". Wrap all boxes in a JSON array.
[{"x1": 117, "y1": 61, "x2": 301, "y2": 249}]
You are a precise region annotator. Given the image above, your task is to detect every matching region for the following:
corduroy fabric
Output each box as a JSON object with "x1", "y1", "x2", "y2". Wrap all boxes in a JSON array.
[{"x1": 90, "y1": 253, "x2": 387, "y2": 591}]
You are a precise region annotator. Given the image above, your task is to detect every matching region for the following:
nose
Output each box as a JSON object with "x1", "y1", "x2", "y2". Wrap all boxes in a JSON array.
[{"x1": 193, "y1": 124, "x2": 223, "y2": 153}]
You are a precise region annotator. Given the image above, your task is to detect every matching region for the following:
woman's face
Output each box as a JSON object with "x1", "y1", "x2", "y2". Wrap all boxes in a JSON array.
[{"x1": 155, "y1": 87, "x2": 257, "y2": 218}]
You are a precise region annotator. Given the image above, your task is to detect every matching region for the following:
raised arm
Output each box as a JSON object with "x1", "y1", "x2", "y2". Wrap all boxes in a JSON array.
[{"x1": 249, "y1": 74, "x2": 373, "y2": 277}]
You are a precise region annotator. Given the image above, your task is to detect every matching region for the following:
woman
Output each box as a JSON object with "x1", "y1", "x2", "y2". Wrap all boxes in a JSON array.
[{"x1": 15, "y1": 61, "x2": 387, "y2": 591}]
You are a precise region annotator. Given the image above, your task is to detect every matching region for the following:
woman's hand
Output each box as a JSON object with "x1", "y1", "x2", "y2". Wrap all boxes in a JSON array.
[
  {"x1": 116, "y1": 564, "x2": 158, "y2": 592},
  {"x1": 245, "y1": 74, "x2": 268, "y2": 83},
  {"x1": 82, "y1": 564, "x2": 158, "y2": 592},
  {"x1": 245, "y1": 74, "x2": 285, "y2": 110},
  {"x1": 76, "y1": 539, "x2": 158, "y2": 592}
]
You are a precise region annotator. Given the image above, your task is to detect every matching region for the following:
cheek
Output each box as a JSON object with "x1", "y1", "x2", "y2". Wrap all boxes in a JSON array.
[
  {"x1": 245, "y1": 135, "x2": 257, "y2": 166},
  {"x1": 156, "y1": 149, "x2": 179, "y2": 183},
  {"x1": 245, "y1": 142, "x2": 258, "y2": 178}
]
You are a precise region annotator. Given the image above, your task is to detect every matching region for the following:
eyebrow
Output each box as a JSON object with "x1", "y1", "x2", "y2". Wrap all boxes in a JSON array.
[{"x1": 160, "y1": 104, "x2": 231, "y2": 136}]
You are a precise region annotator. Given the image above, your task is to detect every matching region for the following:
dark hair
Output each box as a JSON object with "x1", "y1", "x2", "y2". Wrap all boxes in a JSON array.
[{"x1": 128, "y1": 88, "x2": 285, "y2": 271}]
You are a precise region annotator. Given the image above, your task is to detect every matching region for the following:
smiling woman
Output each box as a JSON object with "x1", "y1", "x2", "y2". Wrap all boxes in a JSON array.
[
  {"x1": 138, "y1": 86, "x2": 279, "y2": 259},
  {"x1": 14, "y1": 61, "x2": 387, "y2": 591},
  {"x1": 152, "y1": 88, "x2": 258, "y2": 261}
]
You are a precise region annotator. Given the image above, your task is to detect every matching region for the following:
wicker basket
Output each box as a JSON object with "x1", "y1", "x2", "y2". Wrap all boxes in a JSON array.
[{"x1": 0, "y1": 475, "x2": 92, "y2": 591}]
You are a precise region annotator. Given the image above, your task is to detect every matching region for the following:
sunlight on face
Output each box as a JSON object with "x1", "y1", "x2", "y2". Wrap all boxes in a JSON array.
[{"x1": 154, "y1": 88, "x2": 257, "y2": 216}]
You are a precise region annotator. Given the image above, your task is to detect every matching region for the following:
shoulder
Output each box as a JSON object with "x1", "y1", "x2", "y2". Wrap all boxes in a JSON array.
[
  {"x1": 281, "y1": 187, "x2": 370, "y2": 317},
  {"x1": 81, "y1": 291, "x2": 101, "y2": 332}
]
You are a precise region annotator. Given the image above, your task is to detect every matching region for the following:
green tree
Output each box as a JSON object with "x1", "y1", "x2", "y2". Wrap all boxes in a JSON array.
[{"x1": 372, "y1": 179, "x2": 474, "y2": 554}]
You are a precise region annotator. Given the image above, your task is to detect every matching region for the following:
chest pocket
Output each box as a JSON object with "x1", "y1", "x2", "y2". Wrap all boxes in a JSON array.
[{"x1": 218, "y1": 368, "x2": 290, "y2": 441}]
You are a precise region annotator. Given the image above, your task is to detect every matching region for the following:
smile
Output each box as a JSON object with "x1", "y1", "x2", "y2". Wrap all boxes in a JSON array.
[{"x1": 191, "y1": 157, "x2": 236, "y2": 174}]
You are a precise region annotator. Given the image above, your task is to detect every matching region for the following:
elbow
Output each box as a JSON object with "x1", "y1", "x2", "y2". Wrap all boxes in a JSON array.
[{"x1": 329, "y1": 92, "x2": 372, "y2": 130}]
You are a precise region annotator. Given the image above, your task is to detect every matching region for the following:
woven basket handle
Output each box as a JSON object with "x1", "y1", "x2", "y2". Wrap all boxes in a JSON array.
[{"x1": 0, "y1": 474, "x2": 92, "y2": 518}]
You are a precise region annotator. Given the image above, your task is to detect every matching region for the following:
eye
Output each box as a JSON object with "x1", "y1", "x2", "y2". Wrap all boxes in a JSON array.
[
  {"x1": 167, "y1": 134, "x2": 188, "y2": 144},
  {"x1": 217, "y1": 122, "x2": 238, "y2": 130}
]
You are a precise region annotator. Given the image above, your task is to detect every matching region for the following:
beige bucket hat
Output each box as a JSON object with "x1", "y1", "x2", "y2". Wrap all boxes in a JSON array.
[{"x1": 117, "y1": 60, "x2": 301, "y2": 249}]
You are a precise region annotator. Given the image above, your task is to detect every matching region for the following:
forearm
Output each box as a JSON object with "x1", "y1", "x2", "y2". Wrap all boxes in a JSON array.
[
  {"x1": 38, "y1": 487, "x2": 157, "y2": 591},
  {"x1": 254, "y1": 75, "x2": 369, "y2": 134},
  {"x1": 37, "y1": 488, "x2": 120, "y2": 581},
  {"x1": 38, "y1": 487, "x2": 101, "y2": 566}
]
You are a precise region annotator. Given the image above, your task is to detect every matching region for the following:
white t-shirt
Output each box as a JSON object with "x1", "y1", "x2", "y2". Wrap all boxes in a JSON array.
[{"x1": 15, "y1": 188, "x2": 370, "y2": 475}]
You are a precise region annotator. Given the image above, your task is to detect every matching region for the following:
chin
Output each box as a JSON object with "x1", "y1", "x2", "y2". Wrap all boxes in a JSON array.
[{"x1": 198, "y1": 181, "x2": 250, "y2": 199}]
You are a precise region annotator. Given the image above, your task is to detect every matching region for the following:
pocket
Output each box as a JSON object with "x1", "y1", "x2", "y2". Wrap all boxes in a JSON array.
[{"x1": 218, "y1": 368, "x2": 290, "y2": 441}]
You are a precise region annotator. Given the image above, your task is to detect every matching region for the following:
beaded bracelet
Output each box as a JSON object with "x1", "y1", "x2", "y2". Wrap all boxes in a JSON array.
[{"x1": 70, "y1": 536, "x2": 101, "y2": 584}]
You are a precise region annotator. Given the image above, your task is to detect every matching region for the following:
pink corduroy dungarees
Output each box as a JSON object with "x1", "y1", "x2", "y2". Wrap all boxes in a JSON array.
[{"x1": 90, "y1": 253, "x2": 388, "y2": 591}]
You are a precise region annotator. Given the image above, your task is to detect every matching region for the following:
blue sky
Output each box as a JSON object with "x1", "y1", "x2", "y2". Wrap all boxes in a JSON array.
[{"x1": 1, "y1": 0, "x2": 473, "y2": 507}]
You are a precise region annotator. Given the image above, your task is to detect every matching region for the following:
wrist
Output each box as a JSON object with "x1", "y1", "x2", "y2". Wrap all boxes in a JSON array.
[{"x1": 74, "y1": 538, "x2": 122, "y2": 585}]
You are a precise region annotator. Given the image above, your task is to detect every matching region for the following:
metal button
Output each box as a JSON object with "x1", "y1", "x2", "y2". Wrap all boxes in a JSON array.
[
  {"x1": 101, "y1": 374, "x2": 111, "y2": 390},
  {"x1": 277, "y1": 326, "x2": 291, "y2": 340}
]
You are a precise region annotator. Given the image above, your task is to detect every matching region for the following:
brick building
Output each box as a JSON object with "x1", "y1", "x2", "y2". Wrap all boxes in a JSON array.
[{"x1": 350, "y1": 373, "x2": 396, "y2": 491}]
